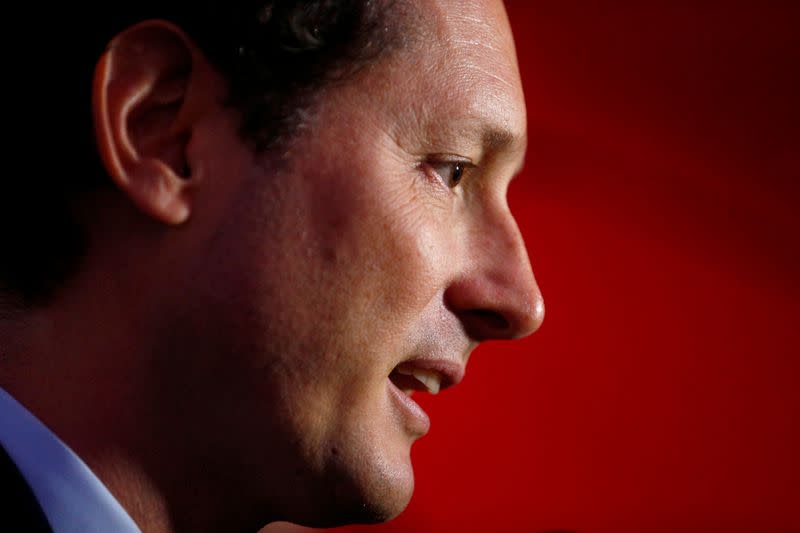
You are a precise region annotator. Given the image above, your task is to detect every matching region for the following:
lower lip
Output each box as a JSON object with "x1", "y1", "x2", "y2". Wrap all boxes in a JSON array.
[{"x1": 387, "y1": 379, "x2": 431, "y2": 437}]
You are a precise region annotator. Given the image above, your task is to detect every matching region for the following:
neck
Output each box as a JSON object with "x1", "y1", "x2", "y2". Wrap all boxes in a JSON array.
[
  {"x1": 0, "y1": 272, "x2": 169, "y2": 529},
  {"x1": 0, "y1": 268, "x2": 272, "y2": 532},
  {"x1": 0, "y1": 191, "x2": 288, "y2": 531}
]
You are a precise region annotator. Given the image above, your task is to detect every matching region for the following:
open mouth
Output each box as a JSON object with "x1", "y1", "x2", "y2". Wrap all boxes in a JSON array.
[{"x1": 389, "y1": 366, "x2": 442, "y2": 396}]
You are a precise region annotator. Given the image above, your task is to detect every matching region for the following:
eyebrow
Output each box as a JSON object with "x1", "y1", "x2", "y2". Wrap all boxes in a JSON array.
[
  {"x1": 417, "y1": 115, "x2": 527, "y2": 169},
  {"x1": 483, "y1": 125, "x2": 527, "y2": 174},
  {"x1": 438, "y1": 119, "x2": 526, "y2": 154},
  {"x1": 482, "y1": 126, "x2": 521, "y2": 154}
]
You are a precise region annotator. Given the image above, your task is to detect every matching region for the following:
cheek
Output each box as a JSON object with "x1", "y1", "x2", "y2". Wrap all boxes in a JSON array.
[{"x1": 304, "y1": 166, "x2": 454, "y2": 332}]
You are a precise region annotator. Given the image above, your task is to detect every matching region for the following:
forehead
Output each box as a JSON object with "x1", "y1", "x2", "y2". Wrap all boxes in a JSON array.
[
  {"x1": 423, "y1": 0, "x2": 521, "y2": 85},
  {"x1": 406, "y1": 0, "x2": 527, "y2": 146},
  {"x1": 304, "y1": 0, "x2": 527, "y2": 166},
  {"x1": 373, "y1": 0, "x2": 526, "y2": 156}
]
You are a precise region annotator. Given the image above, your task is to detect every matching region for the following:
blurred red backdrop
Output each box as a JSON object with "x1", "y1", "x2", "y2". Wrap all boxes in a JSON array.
[{"x1": 270, "y1": 2, "x2": 800, "y2": 532}]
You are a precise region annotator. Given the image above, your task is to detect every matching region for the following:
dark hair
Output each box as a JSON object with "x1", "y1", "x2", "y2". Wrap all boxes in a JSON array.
[{"x1": 1, "y1": 0, "x2": 408, "y2": 307}]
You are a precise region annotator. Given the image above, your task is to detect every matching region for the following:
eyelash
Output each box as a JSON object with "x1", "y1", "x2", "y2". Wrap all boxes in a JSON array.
[{"x1": 423, "y1": 159, "x2": 475, "y2": 188}]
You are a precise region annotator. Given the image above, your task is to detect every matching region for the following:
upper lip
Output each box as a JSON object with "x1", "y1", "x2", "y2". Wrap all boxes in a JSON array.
[{"x1": 392, "y1": 356, "x2": 466, "y2": 393}]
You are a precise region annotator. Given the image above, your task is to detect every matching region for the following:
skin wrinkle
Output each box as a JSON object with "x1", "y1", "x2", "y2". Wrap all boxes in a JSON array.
[
  {"x1": 399, "y1": 31, "x2": 524, "y2": 162},
  {"x1": 445, "y1": 14, "x2": 489, "y2": 25},
  {"x1": 461, "y1": 61, "x2": 517, "y2": 91},
  {"x1": 446, "y1": 37, "x2": 503, "y2": 53}
]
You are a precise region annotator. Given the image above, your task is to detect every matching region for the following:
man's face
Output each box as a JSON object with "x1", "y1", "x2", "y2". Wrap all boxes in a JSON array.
[{"x1": 162, "y1": 0, "x2": 543, "y2": 526}]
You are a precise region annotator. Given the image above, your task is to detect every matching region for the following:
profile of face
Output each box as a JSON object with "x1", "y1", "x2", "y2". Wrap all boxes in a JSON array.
[{"x1": 97, "y1": 0, "x2": 543, "y2": 528}]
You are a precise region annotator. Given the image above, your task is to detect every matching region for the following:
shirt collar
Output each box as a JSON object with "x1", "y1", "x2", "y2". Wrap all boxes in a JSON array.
[{"x1": 0, "y1": 386, "x2": 141, "y2": 533}]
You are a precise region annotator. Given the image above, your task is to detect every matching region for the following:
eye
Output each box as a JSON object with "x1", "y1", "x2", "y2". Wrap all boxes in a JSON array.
[{"x1": 427, "y1": 160, "x2": 472, "y2": 188}]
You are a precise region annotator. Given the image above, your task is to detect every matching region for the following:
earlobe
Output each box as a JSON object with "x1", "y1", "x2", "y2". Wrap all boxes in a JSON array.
[
  {"x1": 93, "y1": 20, "x2": 206, "y2": 226},
  {"x1": 127, "y1": 159, "x2": 191, "y2": 225}
]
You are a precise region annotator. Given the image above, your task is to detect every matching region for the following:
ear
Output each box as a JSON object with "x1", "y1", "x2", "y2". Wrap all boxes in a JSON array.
[{"x1": 93, "y1": 21, "x2": 217, "y2": 225}]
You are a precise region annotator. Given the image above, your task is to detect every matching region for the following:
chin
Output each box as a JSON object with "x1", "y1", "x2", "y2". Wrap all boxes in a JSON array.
[
  {"x1": 314, "y1": 485, "x2": 413, "y2": 528},
  {"x1": 292, "y1": 444, "x2": 416, "y2": 528},
  {"x1": 342, "y1": 472, "x2": 415, "y2": 526}
]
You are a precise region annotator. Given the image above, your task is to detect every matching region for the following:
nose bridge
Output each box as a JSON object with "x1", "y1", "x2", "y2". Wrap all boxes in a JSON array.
[
  {"x1": 484, "y1": 205, "x2": 544, "y2": 335},
  {"x1": 447, "y1": 201, "x2": 544, "y2": 341}
]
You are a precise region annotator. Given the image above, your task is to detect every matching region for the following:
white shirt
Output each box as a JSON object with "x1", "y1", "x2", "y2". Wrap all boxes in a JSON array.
[{"x1": 0, "y1": 386, "x2": 140, "y2": 533}]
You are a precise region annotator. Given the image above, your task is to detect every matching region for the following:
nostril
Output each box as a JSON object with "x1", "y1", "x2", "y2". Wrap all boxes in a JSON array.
[
  {"x1": 444, "y1": 275, "x2": 541, "y2": 340},
  {"x1": 466, "y1": 309, "x2": 510, "y2": 333}
]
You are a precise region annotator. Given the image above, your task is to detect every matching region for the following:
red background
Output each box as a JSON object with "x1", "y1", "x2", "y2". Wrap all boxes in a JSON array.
[{"x1": 275, "y1": 3, "x2": 800, "y2": 532}]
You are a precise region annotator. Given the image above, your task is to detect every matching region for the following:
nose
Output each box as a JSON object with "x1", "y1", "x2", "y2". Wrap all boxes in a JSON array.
[{"x1": 445, "y1": 207, "x2": 544, "y2": 341}]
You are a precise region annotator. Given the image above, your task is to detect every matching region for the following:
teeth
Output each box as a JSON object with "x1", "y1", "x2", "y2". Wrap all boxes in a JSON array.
[{"x1": 396, "y1": 367, "x2": 441, "y2": 395}]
